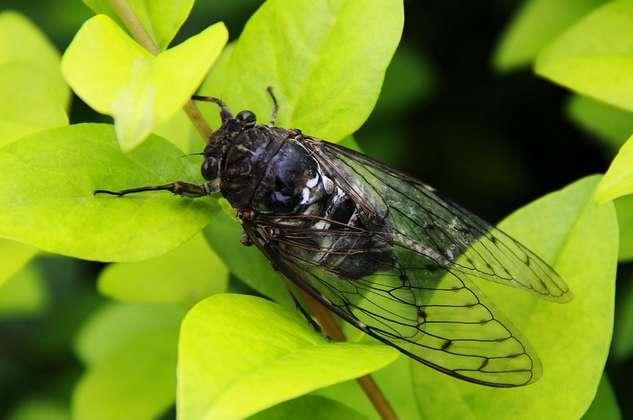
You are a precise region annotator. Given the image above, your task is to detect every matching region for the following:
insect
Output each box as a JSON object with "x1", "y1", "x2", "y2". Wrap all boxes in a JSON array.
[{"x1": 95, "y1": 87, "x2": 573, "y2": 388}]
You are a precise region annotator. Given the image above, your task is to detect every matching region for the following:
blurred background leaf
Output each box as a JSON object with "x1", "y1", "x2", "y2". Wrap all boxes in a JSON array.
[
  {"x1": 98, "y1": 233, "x2": 227, "y2": 306},
  {"x1": 0, "y1": 262, "x2": 47, "y2": 318},
  {"x1": 566, "y1": 95, "x2": 633, "y2": 155},
  {"x1": 535, "y1": 1, "x2": 633, "y2": 112},
  {"x1": 72, "y1": 302, "x2": 184, "y2": 420},
  {"x1": 493, "y1": 0, "x2": 606, "y2": 73},
  {"x1": 0, "y1": 12, "x2": 69, "y2": 146},
  {"x1": 583, "y1": 375, "x2": 621, "y2": 420},
  {"x1": 614, "y1": 279, "x2": 633, "y2": 361}
]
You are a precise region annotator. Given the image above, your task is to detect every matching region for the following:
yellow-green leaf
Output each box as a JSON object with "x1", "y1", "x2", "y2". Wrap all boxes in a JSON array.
[
  {"x1": 62, "y1": 15, "x2": 227, "y2": 151},
  {"x1": 177, "y1": 294, "x2": 398, "y2": 420},
  {"x1": 596, "y1": 134, "x2": 633, "y2": 203}
]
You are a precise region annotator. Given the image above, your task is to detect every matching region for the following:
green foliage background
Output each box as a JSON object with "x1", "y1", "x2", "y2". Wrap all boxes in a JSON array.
[{"x1": 0, "y1": 0, "x2": 631, "y2": 419}]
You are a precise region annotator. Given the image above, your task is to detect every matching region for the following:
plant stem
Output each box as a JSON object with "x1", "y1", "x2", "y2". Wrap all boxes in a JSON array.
[
  {"x1": 299, "y1": 290, "x2": 399, "y2": 420},
  {"x1": 108, "y1": 0, "x2": 214, "y2": 141}
]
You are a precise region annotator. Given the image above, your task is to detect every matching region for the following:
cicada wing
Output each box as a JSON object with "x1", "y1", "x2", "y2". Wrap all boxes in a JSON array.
[
  {"x1": 247, "y1": 221, "x2": 542, "y2": 387},
  {"x1": 301, "y1": 138, "x2": 572, "y2": 303}
]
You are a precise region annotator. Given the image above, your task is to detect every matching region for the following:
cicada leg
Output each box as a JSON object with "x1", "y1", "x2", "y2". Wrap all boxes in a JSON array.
[{"x1": 94, "y1": 180, "x2": 218, "y2": 198}]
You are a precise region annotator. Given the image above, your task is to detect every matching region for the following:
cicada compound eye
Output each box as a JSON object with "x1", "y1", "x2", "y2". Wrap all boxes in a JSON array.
[
  {"x1": 201, "y1": 157, "x2": 219, "y2": 180},
  {"x1": 236, "y1": 110, "x2": 256, "y2": 128}
]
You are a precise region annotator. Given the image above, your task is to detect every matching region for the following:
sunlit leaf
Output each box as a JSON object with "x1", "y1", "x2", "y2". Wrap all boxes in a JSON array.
[
  {"x1": 74, "y1": 302, "x2": 185, "y2": 365},
  {"x1": 411, "y1": 176, "x2": 617, "y2": 419},
  {"x1": 596, "y1": 134, "x2": 633, "y2": 203},
  {"x1": 493, "y1": 0, "x2": 606, "y2": 72},
  {"x1": 0, "y1": 11, "x2": 69, "y2": 107},
  {"x1": 177, "y1": 294, "x2": 398, "y2": 420},
  {"x1": 200, "y1": 0, "x2": 403, "y2": 142},
  {"x1": 72, "y1": 303, "x2": 184, "y2": 420},
  {"x1": 0, "y1": 261, "x2": 47, "y2": 318},
  {"x1": 250, "y1": 395, "x2": 367, "y2": 420},
  {"x1": 98, "y1": 233, "x2": 228, "y2": 305},
  {"x1": 566, "y1": 95, "x2": 633, "y2": 154},
  {"x1": 0, "y1": 62, "x2": 68, "y2": 148},
  {"x1": 0, "y1": 123, "x2": 215, "y2": 262},
  {"x1": 583, "y1": 375, "x2": 621, "y2": 420},
  {"x1": 0, "y1": 13, "x2": 69, "y2": 147},
  {"x1": 62, "y1": 15, "x2": 227, "y2": 150},
  {"x1": 535, "y1": 1, "x2": 633, "y2": 112},
  {"x1": 82, "y1": 0, "x2": 195, "y2": 49}
]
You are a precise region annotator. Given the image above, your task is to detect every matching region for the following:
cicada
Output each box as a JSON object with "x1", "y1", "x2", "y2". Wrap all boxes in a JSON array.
[{"x1": 95, "y1": 88, "x2": 572, "y2": 387}]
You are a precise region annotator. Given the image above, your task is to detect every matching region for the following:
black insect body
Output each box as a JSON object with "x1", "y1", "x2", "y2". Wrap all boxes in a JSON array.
[{"x1": 95, "y1": 89, "x2": 573, "y2": 388}]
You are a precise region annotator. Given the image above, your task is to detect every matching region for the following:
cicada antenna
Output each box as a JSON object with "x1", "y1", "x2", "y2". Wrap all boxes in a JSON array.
[{"x1": 266, "y1": 86, "x2": 279, "y2": 126}]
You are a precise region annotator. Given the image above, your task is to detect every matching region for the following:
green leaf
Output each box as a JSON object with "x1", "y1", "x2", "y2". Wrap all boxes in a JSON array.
[
  {"x1": 0, "y1": 62, "x2": 69, "y2": 148},
  {"x1": 62, "y1": 15, "x2": 227, "y2": 151},
  {"x1": 615, "y1": 196, "x2": 633, "y2": 261},
  {"x1": 72, "y1": 303, "x2": 184, "y2": 420},
  {"x1": 583, "y1": 375, "x2": 621, "y2": 420},
  {"x1": 82, "y1": 0, "x2": 195, "y2": 49},
  {"x1": 493, "y1": 0, "x2": 606, "y2": 72},
  {"x1": 177, "y1": 294, "x2": 399, "y2": 420},
  {"x1": 0, "y1": 11, "x2": 69, "y2": 107},
  {"x1": 567, "y1": 95, "x2": 633, "y2": 154},
  {"x1": 0, "y1": 261, "x2": 47, "y2": 318},
  {"x1": 74, "y1": 302, "x2": 185, "y2": 365},
  {"x1": 614, "y1": 279, "x2": 633, "y2": 360},
  {"x1": 596, "y1": 134, "x2": 633, "y2": 203},
  {"x1": 0, "y1": 123, "x2": 215, "y2": 262},
  {"x1": 250, "y1": 395, "x2": 367, "y2": 420},
  {"x1": 200, "y1": 0, "x2": 403, "y2": 141},
  {"x1": 203, "y1": 202, "x2": 292, "y2": 307},
  {"x1": 0, "y1": 13, "x2": 69, "y2": 147},
  {"x1": 411, "y1": 176, "x2": 617, "y2": 419},
  {"x1": 535, "y1": 1, "x2": 633, "y2": 112},
  {"x1": 0, "y1": 239, "x2": 38, "y2": 287},
  {"x1": 98, "y1": 233, "x2": 228, "y2": 305},
  {"x1": 8, "y1": 399, "x2": 69, "y2": 420},
  {"x1": 371, "y1": 46, "x2": 436, "y2": 118}
]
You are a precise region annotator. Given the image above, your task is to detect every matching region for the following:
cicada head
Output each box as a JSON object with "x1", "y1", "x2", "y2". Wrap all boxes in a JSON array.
[{"x1": 200, "y1": 110, "x2": 259, "y2": 183}]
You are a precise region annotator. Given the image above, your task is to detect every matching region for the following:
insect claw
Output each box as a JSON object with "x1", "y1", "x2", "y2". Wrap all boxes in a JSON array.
[
  {"x1": 93, "y1": 189, "x2": 122, "y2": 196},
  {"x1": 240, "y1": 231, "x2": 253, "y2": 246}
]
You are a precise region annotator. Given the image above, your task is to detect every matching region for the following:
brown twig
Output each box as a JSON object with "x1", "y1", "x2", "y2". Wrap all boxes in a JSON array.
[
  {"x1": 108, "y1": 0, "x2": 214, "y2": 141},
  {"x1": 299, "y1": 290, "x2": 398, "y2": 420}
]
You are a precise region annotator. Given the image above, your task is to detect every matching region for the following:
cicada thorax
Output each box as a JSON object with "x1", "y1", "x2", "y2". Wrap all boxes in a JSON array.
[{"x1": 219, "y1": 126, "x2": 393, "y2": 280}]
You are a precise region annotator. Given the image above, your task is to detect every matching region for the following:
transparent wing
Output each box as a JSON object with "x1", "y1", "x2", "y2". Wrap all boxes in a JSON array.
[
  {"x1": 247, "y1": 218, "x2": 542, "y2": 387},
  {"x1": 302, "y1": 138, "x2": 572, "y2": 303}
]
